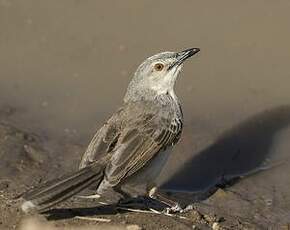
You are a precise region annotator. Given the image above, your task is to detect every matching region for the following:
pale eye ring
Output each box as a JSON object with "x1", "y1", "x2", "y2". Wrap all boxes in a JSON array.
[{"x1": 154, "y1": 63, "x2": 164, "y2": 71}]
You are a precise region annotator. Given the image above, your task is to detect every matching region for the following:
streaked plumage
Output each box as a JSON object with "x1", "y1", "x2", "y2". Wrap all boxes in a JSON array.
[
  {"x1": 80, "y1": 95, "x2": 183, "y2": 195},
  {"x1": 21, "y1": 48, "x2": 200, "y2": 213}
]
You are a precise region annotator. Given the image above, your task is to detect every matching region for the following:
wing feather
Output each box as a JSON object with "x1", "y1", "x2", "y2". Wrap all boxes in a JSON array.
[
  {"x1": 79, "y1": 101, "x2": 183, "y2": 188},
  {"x1": 104, "y1": 115, "x2": 181, "y2": 186},
  {"x1": 79, "y1": 115, "x2": 121, "y2": 169}
]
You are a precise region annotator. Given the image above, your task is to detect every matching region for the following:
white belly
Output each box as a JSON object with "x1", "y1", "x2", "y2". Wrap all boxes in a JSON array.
[{"x1": 123, "y1": 147, "x2": 172, "y2": 189}]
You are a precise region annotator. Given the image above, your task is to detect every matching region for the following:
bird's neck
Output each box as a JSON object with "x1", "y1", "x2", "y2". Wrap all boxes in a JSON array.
[
  {"x1": 124, "y1": 87, "x2": 182, "y2": 118},
  {"x1": 124, "y1": 87, "x2": 177, "y2": 103}
]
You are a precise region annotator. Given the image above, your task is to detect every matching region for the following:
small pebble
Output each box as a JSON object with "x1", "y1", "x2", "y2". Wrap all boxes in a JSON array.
[
  {"x1": 212, "y1": 222, "x2": 220, "y2": 230},
  {"x1": 126, "y1": 225, "x2": 141, "y2": 230}
]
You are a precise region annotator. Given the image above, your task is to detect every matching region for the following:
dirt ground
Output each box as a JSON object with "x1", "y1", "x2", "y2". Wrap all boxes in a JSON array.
[
  {"x1": 0, "y1": 116, "x2": 219, "y2": 230},
  {"x1": 0, "y1": 110, "x2": 236, "y2": 230},
  {"x1": 0, "y1": 107, "x2": 289, "y2": 230}
]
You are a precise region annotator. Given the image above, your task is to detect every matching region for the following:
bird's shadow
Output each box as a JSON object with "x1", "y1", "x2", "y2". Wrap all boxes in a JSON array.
[
  {"x1": 160, "y1": 105, "x2": 290, "y2": 205},
  {"x1": 43, "y1": 203, "x2": 118, "y2": 221},
  {"x1": 45, "y1": 105, "x2": 290, "y2": 220},
  {"x1": 43, "y1": 197, "x2": 165, "y2": 221}
]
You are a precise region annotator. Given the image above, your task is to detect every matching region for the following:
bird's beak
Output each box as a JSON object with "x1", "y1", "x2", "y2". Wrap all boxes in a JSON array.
[{"x1": 169, "y1": 48, "x2": 200, "y2": 70}]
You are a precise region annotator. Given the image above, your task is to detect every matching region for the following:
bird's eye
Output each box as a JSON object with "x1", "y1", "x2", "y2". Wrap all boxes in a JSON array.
[{"x1": 154, "y1": 63, "x2": 164, "y2": 71}]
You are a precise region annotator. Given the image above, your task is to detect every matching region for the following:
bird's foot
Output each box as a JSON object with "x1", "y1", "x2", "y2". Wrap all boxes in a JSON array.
[
  {"x1": 117, "y1": 198, "x2": 189, "y2": 220},
  {"x1": 162, "y1": 203, "x2": 183, "y2": 214}
]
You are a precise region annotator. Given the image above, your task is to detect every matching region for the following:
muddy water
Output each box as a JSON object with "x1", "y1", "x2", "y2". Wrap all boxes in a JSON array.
[{"x1": 1, "y1": 0, "x2": 290, "y2": 226}]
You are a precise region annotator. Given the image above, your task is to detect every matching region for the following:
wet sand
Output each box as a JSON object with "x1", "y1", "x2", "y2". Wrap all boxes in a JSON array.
[{"x1": 1, "y1": 0, "x2": 290, "y2": 229}]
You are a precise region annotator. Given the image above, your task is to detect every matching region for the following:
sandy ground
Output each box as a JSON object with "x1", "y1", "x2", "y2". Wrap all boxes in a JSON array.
[
  {"x1": 0, "y1": 108, "x2": 289, "y2": 229},
  {"x1": 0, "y1": 112, "x2": 232, "y2": 230}
]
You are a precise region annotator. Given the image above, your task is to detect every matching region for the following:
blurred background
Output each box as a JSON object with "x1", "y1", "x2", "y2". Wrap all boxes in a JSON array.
[
  {"x1": 0, "y1": 0, "x2": 290, "y2": 226},
  {"x1": 1, "y1": 0, "x2": 290, "y2": 140}
]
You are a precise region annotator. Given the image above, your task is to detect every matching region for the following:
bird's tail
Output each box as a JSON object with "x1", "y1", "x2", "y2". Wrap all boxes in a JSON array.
[{"x1": 21, "y1": 163, "x2": 104, "y2": 213}]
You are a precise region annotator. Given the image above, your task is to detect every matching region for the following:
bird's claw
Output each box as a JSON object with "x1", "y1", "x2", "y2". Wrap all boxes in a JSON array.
[{"x1": 162, "y1": 203, "x2": 183, "y2": 214}]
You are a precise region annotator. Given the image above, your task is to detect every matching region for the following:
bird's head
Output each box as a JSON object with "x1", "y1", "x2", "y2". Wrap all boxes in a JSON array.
[{"x1": 124, "y1": 48, "x2": 200, "y2": 102}]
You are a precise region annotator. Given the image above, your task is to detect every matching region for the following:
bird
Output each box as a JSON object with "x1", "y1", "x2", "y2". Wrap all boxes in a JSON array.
[{"x1": 21, "y1": 47, "x2": 200, "y2": 213}]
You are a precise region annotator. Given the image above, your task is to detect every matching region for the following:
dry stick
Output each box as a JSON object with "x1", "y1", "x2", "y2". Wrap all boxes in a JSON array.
[{"x1": 75, "y1": 216, "x2": 111, "y2": 222}]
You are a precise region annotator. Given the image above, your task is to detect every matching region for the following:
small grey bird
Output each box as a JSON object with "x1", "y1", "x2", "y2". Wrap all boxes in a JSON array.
[{"x1": 21, "y1": 48, "x2": 200, "y2": 213}]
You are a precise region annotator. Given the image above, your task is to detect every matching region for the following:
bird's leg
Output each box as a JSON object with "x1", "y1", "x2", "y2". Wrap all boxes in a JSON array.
[
  {"x1": 117, "y1": 187, "x2": 189, "y2": 219},
  {"x1": 116, "y1": 187, "x2": 187, "y2": 219},
  {"x1": 148, "y1": 187, "x2": 183, "y2": 214},
  {"x1": 114, "y1": 186, "x2": 155, "y2": 212}
]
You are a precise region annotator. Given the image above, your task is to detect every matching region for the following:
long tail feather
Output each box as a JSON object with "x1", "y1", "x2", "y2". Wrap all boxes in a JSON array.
[{"x1": 21, "y1": 163, "x2": 104, "y2": 213}]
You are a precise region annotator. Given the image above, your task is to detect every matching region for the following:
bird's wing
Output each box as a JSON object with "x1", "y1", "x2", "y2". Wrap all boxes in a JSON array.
[
  {"x1": 79, "y1": 109, "x2": 122, "y2": 169},
  {"x1": 104, "y1": 109, "x2": 182, "y2": 186}
]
